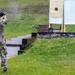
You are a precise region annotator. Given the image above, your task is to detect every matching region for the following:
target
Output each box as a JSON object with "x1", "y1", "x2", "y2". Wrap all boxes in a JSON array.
[
  {"x1": 50, "y1": 0, "x2": 63, "y2": 18},
  {"x1": 55, "y1": 7, "x2": 58, "y2": 11}
]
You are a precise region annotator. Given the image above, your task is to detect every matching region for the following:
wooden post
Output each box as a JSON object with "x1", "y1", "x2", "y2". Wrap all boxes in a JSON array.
[
  {"x1": 49, "y1": 0, "x2": 50, "y2": 28},
  {"x1": 63, "y1": 0, "x2": 65, "y2": 32}
]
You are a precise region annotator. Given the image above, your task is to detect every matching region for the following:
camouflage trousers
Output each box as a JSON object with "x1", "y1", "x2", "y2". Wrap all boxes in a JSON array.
[{"x1": 0, "y1": 38, "x2": 8, "y2": 71}]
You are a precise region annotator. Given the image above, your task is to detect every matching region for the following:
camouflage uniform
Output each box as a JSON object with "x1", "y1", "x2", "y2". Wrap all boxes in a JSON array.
[{"x1": 0, "y1": 13, "x2": 8, "y2": 71}]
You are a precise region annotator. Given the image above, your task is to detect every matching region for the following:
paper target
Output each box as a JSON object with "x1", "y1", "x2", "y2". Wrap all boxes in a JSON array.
[{"x1": 50, "y1": 0, "x2": 63, "y2": 18}]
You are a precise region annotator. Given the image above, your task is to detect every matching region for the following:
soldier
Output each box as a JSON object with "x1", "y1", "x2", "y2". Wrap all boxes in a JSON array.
[{"x1": 0, "y1": 10, "x2": 8, "y2": 73}]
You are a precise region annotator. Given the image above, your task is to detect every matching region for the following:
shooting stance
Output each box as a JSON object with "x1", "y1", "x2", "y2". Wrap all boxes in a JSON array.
[{"x1": 0, "y1": 11, "x2": 8, "y2": 72}]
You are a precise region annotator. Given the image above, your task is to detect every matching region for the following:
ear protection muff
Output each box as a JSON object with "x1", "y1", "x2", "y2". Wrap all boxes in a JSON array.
[{"x1": 0, "y1": 12, "x2": 6, "y2": 17}]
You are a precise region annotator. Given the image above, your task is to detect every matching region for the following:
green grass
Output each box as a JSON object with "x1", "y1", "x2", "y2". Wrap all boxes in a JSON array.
[
  {"x1": 66, "y1": 25, "x2": 75, "y2": 32},
  {"x1": 0, "y1": 0, "x2": 49, "y2": 8},
  {"x1": 0, "y1": 38, "x2": 75, "y2": 75},
  {"x1": 0, "y1": 0, "x2": 75, "y2": 75},
  {"x1": 0, "y1": 0, "x2": 49, "y2": 39},
  {"x1": 4, "y1": 14, "x2": 48, "y2": 39}
]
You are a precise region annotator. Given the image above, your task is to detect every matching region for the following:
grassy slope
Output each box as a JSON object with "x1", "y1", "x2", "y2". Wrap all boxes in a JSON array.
[
  {"x1": 0, "y1": 38, "x2": 75, "y2": 75},
  {"x1": 0, "y1": 0, "x2": 75, "y2": 75},
  {"x1": 4, "y1": 14, "x2": 48, "y2": 39},
  {"x1": 2, "y1": 0, "x2": 49, "y2": 39},
  {"x1": 0, "y1": 0, "x2": 49, "y2": 8}
]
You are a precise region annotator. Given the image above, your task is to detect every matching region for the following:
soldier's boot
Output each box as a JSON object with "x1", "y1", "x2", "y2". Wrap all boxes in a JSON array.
[
  {"x1": 0, "y1": 49, "x2": 8, "y2": 73},
  {"x1": 1, "y1": 58, "x2": 8, "y2": 72}
]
